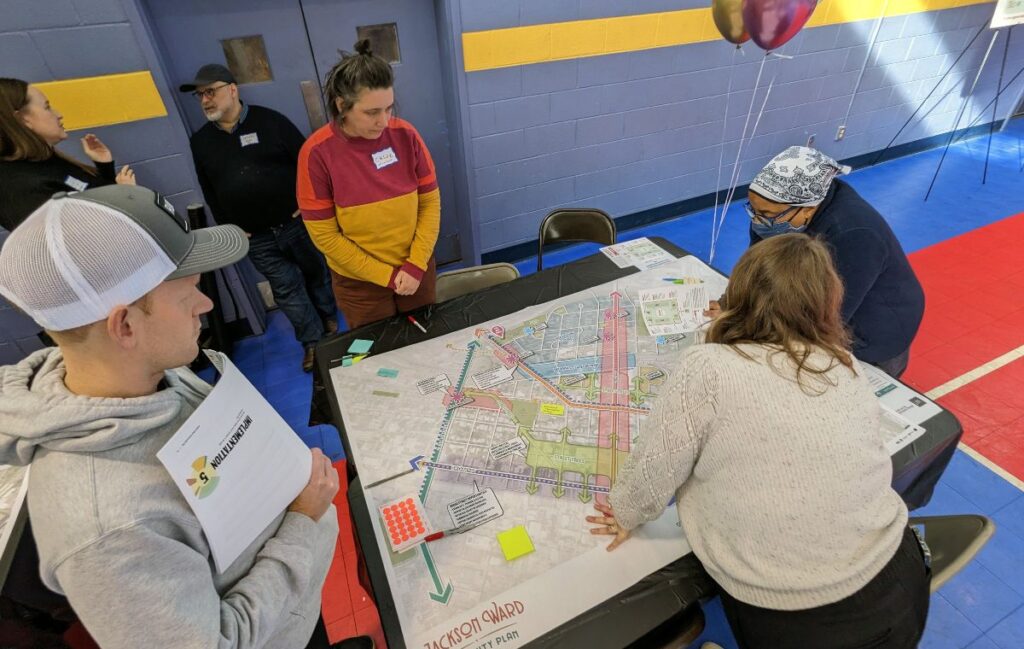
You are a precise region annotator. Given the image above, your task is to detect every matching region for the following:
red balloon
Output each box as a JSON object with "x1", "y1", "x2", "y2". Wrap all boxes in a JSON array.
[{"x1": 742, "y1": 0, "x2": 818, "y2": 51}]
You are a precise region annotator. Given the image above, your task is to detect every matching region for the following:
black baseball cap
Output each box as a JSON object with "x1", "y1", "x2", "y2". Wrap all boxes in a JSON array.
[{"x1": 179, "y1": 64, "x2": 236, "y2": 92}]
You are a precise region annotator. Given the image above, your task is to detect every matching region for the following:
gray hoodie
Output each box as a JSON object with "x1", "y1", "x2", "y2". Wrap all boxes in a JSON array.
[{"x1": 0, "y1": 348, "x2": 338, "y2": 649}]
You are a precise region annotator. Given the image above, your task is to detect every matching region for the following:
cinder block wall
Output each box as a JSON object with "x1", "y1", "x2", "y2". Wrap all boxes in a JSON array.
[
  {"x1": 458, "y1": 0, "x2": 1024, "y2": 254},
  {"x1": 0, "y1": 0, "x2": 198, "y2": 362}
]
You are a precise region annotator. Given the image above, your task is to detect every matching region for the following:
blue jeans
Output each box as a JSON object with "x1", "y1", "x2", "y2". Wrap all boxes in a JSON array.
[{"x1": 247, "y1": 219, "x2": 335, "y2": 346}]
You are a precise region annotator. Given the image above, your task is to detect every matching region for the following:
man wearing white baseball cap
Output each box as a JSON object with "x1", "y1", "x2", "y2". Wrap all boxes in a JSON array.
[{"x1": 0, "y1": 185, "x2": 345, "y2": 648}]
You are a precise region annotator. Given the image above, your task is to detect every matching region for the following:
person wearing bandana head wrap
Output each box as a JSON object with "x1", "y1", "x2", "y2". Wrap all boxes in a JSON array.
[{"x1": 712, "y1": 147, "x2": 924, "y2": 377}]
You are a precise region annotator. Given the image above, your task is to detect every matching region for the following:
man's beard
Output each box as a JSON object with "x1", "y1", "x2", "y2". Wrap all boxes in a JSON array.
[{"x1": 204, "y1": 108, "x2": 224, "y2": 122}]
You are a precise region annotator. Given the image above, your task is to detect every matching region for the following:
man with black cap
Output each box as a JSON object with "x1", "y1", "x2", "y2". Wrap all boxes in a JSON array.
[
  {"x1": 0, "y1": 185, "x2": 345, "y2": 648},
  {"x1": 181, "y1": 63, "x2": 337, "y2": 372}
]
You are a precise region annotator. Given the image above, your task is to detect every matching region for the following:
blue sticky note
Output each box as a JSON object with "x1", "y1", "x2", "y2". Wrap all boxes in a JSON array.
[
  {"x1": 378, "y1": 368, "x2": 399, "y2": 378},
  {"x1": 656, "y1": 336, "x2": 666, "y2": 345},
  {"x1": 348, "y1": 339, "x2": 373, "y2": 354}
]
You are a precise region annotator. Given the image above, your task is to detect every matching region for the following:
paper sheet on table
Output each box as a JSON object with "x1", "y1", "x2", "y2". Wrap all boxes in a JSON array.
[
  {"x1": 861, "y1": 363, "x2": 942, "y2": 427},
  {"x1": 600, "y1": 237, "x2": 676, "y2": 271},
  {"x1": 157, "y1": 351, "x2": 311, "y2": 573},
  {"x1": 880, "y1": 405, "x2": 928, "y2": 454},
  {"x1": 639, "y1": 284, "x2": 711, "y2": 335}
]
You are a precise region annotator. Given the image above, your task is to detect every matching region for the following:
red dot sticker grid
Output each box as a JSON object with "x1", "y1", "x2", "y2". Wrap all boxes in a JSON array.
[{"x1": 380, "y1": 496, "x2": 433, "y2": 553}]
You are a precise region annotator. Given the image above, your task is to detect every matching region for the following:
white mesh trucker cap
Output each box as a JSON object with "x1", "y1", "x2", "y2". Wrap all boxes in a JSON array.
[{"x1": 0, "y1": 185, "x2": 248, "y2": 331}]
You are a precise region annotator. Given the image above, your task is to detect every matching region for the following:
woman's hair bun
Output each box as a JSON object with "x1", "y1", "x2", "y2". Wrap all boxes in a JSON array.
[{"x1": 354, "y1": 39, "x2": 372, "y2": 56}]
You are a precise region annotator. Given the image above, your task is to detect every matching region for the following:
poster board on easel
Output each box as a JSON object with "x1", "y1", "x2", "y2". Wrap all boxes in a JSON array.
[{"x1": 992, "y1": 0, "x2": 1024, "y2": 28}]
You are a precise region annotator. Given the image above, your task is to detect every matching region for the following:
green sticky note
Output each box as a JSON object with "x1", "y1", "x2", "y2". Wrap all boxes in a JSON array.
[
  {"x1": 341, "y1": 356, "x2": 353, "y2": 367},
  {"x1": 377, "y1": 368, "x2": 399, "y2": 378},
  {"x1": 348, "y1": 339, "x2": 373, "y2": 354},
  {"x1": 497, "y1": 525, "x2": 534, "y2": 561}
]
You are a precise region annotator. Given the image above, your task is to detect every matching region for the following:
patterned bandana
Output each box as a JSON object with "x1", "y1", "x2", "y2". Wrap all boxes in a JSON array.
[{"x1": 749, "y1": 147, "x2": 852, "y2": 207}]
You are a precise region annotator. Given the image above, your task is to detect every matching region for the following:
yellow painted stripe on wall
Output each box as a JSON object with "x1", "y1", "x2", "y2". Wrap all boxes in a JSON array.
[
  {"x1": 34, "y1": 71, "x2": 168, "y2": 131},
  {"x1": 463, "y1": 0, "x2": 994, "y2": 72}
]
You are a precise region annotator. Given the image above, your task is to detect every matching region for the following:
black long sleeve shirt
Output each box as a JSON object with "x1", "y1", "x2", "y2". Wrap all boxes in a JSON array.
[
  {"x1": 188, "y1": 104, "x2": 306, "y2": 234},
  {"x1": 0, "y1": 156, "x2": 116, "y2": 231}
]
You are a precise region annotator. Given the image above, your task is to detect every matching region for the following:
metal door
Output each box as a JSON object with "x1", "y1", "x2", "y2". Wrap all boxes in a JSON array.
[{"x1": 142, "y1": 0, "x2": 462, "y2": 264}]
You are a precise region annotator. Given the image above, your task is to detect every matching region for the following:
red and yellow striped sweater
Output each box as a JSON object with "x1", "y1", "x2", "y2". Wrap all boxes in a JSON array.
[{"x1": 297, "y1": 117, "x2": 440, "y2": 288}]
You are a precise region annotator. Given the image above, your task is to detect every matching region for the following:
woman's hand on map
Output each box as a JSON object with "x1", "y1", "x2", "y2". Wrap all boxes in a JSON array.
[
  {"x1": 586, "y1": 501, "x2": 632, "y2": 551},
  {"x1": 703, "y1": 300, "x2": 722, "y2": 319}
]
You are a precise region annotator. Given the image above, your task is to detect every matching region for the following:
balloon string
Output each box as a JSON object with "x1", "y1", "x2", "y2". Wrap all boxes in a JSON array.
[
  {"x1": 709, "y1": 46, "x2": 741, "y2": 264},
  {"x1": 712, "y1": 58, "x2": 780, "y2": 263},
  {"x1": 711, "y1": 52, "x2": 768, "y2": 263}
]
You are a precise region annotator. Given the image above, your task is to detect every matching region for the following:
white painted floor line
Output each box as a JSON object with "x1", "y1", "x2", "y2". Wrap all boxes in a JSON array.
[
  {"x1": 957, "y1": 443, "x2": 1024, "y2": 492},
  {"x1": 918, "y1": 344, "x2": 1024, "y2": 493},
  {"x1": 924, "y1": 344, "x2": 1024, "y2": 401}
]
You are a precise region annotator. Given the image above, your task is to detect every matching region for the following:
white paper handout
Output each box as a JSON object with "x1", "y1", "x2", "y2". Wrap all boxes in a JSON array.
[
  {"x1": 861, "y1": 363, "x2": 942, "y2": 427},
  {"x1": 639, "y1": 284, "x2": 711, "y2": 335},
  {"x1": 880, "y1": 405, "x2": 928, "y2": 454},
  {"x1": 600, "y1": 237, "x2": 676, "y2": 271},
  {"x1": 157, "y1": 351, "x2": 312, "y2": 573}
]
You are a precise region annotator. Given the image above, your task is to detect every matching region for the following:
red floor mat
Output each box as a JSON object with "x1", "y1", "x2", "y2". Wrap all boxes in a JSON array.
[
  {"x1": 903, "y1": 212, "x2": 1024, "y2": 482},
  {"x1": 323, "y1": 459, "x2": 387, "y2": 647}
]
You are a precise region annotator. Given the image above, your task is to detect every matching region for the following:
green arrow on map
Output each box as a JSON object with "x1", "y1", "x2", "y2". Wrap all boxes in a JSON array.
[
  {"x1": 419, "y1": 340, "x2": 481, "y2": 502},
  {"x1": 420, "y1": 544, "x2": 453, "y2": 604},
  {"x1": 578, "y1": 474, "x2": 592, "y2": 503},
  {"x1": 552, "y1": 472, "x2": 565, "y2": 498},
  {"x1": 525, "y1": 465, "x2": 539, "y2": 494}
]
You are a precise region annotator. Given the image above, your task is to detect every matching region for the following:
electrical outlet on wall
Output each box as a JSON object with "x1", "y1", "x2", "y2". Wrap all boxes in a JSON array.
[{"x1": 835, "y1": 125, "x2": 846, "y2": 141}]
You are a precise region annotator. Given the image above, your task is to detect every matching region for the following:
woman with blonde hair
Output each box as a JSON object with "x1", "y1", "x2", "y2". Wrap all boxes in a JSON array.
[
  {"x1": 0, "y1": 77, "x2": 134, "y2": 231},
  {"x1": 588, "y1": 234, "x2": 929, "y2": 648}
]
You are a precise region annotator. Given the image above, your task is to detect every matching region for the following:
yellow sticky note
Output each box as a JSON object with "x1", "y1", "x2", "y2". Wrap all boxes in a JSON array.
[
  {"x1": 497, "y1": 525, "x2": 535, "y2": 561},
  {"x1": 352, "y1": 354, "x2": 367, "y2": 364},
  {"x1": 540, "y1": 403, "x2": 565, "y2": 416}
]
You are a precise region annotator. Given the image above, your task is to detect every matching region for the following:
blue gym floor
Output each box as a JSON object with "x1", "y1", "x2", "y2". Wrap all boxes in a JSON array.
[{"x1": 225, "y1": 119, "x2": 1024, "y2": 648}]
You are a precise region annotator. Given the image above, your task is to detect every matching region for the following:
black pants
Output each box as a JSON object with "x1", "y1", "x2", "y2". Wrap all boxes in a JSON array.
[{"x1": 720, "y1": 527, "x2": 930, "y2": 649}]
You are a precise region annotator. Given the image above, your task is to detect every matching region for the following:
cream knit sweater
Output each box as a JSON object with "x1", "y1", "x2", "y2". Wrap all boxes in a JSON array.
[{"x1": 609, "y1": 342, "x2": 908, "y2": 611}]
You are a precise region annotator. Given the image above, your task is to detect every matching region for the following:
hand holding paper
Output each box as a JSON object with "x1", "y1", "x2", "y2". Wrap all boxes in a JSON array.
[
  {"x1": 157, "y1": 352, "x2": 314, "y2": 572},
  {"x1": 288, "y1": 448, "x2": 340, "y2": 522}
]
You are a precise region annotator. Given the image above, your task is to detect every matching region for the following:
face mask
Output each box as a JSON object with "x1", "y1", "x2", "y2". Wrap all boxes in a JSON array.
[{"x1": 751, "y1": 220, "x2": 808, "y2": 239}]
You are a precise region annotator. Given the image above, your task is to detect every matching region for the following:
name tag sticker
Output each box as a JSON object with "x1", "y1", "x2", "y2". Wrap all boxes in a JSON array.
[
  {"x1": 239, "y1": 132, "x2": 259, "y2": 147},
  {"x1": 64, "y1": 176, "x2": 88, "y2": 192},
  {"x1": 371, "y1": 147, "x2": 398, "y2": 170}
]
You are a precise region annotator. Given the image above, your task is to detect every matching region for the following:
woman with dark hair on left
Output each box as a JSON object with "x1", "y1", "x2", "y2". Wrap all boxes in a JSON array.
[{"x1": 0, "y1": 77, "x2": 135, "y2": 231}]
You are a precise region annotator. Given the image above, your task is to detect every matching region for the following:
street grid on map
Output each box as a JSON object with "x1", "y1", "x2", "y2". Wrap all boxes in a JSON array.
[{"x1": 330, "y1": 256, "x2": 727, "y2": 644}]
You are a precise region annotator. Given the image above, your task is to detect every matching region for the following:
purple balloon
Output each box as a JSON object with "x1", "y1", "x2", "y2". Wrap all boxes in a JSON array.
[{"x1": 742, "y1": 0, "x2": 818, "y2": 51}]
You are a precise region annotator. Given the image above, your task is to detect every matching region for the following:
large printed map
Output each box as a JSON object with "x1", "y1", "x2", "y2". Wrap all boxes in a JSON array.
[{"x1": 330, "y1": 256, "x2": 729, "y2": 649}]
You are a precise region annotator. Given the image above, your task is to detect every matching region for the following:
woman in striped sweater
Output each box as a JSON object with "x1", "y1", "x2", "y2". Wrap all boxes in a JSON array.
[{"x1": 297, "y1": 41, "x2": 440, "y2": 329}]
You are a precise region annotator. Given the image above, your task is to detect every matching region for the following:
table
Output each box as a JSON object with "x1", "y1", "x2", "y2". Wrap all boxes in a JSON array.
[{"x1": 312, "y1": 237, "x2": 962, "y2": 648}]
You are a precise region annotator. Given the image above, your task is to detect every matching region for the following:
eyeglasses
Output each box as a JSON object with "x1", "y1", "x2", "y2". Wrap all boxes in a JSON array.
[
  {"x1": 192, "y1": 84, "x2": 229, "y2": 100},
  {"x1": 744, "y1": 201, "x2": 800, "y2": 226}
]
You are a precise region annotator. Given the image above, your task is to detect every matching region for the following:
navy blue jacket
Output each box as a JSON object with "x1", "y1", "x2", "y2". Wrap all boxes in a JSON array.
[{"x1": 750, "y1": 179, "x2": 925, "y2": 363}]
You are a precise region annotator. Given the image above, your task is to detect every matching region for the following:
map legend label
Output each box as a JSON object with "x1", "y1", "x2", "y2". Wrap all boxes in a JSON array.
[
  {"x1": 447, "y1": 487, "x2": 503, "y2": 530},
  {"x1": 490, "y1": 437, "x2": 528, "y2": 460},
  {"x1": 417, "y1": 373, "x2": 452, "y2": 395}
]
